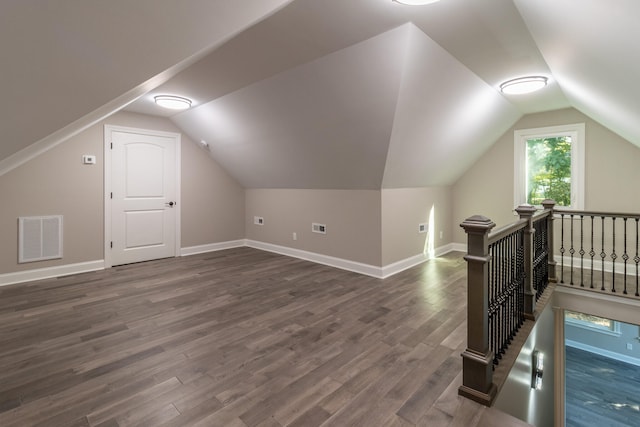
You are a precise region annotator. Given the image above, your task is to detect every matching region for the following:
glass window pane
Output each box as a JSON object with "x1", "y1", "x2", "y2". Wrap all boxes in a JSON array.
[
  {"x1": 565, "y1": 310, "x2": 614, "y2": 330},
  {"x1": 526, "y1": 136, "x2": 572, "y2": 206}
]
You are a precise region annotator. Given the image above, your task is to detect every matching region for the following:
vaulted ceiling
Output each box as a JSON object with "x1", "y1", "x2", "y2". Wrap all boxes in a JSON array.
[{"x1": 2, "y1": 0, "x2": 639, "y2": 188}]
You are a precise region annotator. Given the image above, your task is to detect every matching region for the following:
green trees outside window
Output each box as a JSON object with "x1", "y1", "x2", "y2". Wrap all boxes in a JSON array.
[{"x1": 526, "y1": 136, "x2": 572, "y2": 206}]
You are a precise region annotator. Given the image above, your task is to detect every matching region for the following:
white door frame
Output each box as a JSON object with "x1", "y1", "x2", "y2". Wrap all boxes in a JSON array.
[{"x1": 104, "y1": 125, "x2": 181, "y2": 268}]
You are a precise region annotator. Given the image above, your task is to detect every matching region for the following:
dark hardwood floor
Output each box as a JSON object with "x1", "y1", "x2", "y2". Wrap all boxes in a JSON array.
[
  {"x1": 566, "y1": 346, "x2": 640, "y2": 427},
  {"x1": 0, "y1": 248, "x2": 531, "y2": 426}
]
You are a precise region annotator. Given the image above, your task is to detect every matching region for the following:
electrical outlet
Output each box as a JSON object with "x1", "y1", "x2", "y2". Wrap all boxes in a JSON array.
[
  {"x1": 254, "y1": 216, "x2": 264, "y2": 225},
  {"x1": 293, "y1": 232, "x2": 297, "y2": 241},
  {"x1": 439, "y1": 230, "x2": 443, "y2": 239},
  {"x1": 627, "y1": 343, "x2": 633, "y2": 350}
]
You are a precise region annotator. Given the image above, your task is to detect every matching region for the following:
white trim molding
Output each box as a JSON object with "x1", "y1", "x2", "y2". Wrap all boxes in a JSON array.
[
  {"x1": 244, "y1": 240, "x2": 461, "y2": 279},
  {"x1": 381, "y1": 253, "x2": 429, "y2": 279},
  {"x1": 436, "y1": 243, "x2": 467, "y2": 257},
  {"x1": 0, "y1": 260, "x2": 104, "y2": 287},
  {"x1": 245, "y1": 240, "x2": 383, "y2": 278},
  {"x1": 0, "y1": 241, "x2": 464, "y2": 287},
  {"x1": 514, "y1": 123, "x2": 585, "y2": 210},
  {"x1": 181, "y1": 240, "x2": 245, "y2": 256},
  {"x1": 381, "y1": 243, "x2": 462, "y2": 278},
  {"x1": 555, "y1": 255, "x2": 638, "y2": 276}
]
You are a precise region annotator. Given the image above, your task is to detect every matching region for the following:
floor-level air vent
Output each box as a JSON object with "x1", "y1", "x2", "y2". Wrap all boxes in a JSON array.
[
  {"x1": 312, "y1": 223, "x2": 326, "y2": 234},
  {"x1": 18, "y1": 215, "x2": 63, "y2": 263}
]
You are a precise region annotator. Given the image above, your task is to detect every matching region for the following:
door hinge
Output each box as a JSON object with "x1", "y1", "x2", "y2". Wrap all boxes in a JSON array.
[
  {"x1": 110, "y1": 142, "x2": 113, "y2": 149},
  {"x1": 110, "y1": 241, "x2": 113, "y2": 249},
  {"x1": 110, "y1": 192, "x2": 113, "y2": 199}
]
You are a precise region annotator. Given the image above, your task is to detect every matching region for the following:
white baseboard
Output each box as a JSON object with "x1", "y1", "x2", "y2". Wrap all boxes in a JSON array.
[
  {"x1": 566, "y1": 339, "x2": 640, "y2": 367},
  {"x1": 555, "y1": 255, "x2": 638, "y2": 276},
  {"x1": 0, "y1": 260, "x2": 105, "y2": 287},
  {"x1": 381, "y1": 253, "x2": 428, "y2": 279},
  {"x1": 380, "y1": 244, "x2": 464, "y2": 278},
  {"x1": 246, "y1": 240, "x2": 462, "y2": 279},
  {"x1": 0, "y1": 240, "x2": 463, "y2": 287},
  {"x1": 245, "y1": 239, "x2": 383, "y2": 278},
  {"x1": 181, "y1": 240, "x2": 245, "y2": 256},
  {"x1": 448, "y1": 242, "x2": 468, "y2": 253}
]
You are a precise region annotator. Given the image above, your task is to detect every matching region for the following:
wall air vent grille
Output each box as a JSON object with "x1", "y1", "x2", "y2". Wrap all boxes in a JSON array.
[
  {"x1": 312, "y1": 223, "x2": 326, "y2": 234},
  {"x1": 18, "y1": 215, "x2": 63, "y2": 263}
]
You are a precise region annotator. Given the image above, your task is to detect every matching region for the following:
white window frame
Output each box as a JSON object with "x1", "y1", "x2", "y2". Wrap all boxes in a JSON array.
[
  {"x1": 565, "y1": 311, "x2": 621, "y2": 337},
  {"x1": 514, "y1": 123, "x2": 585, "y2": 210}
]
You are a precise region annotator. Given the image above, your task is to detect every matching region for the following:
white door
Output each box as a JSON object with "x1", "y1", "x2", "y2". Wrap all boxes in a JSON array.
[{"x1": 107, "y1": 127, "x2": 180, "y2": 266}]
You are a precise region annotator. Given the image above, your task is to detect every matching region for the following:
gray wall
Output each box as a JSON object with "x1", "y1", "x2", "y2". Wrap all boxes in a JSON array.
[
  {"x1": 5, "y1": 106, "x2": 640, "y2": 276},
  {"x1": 245, "y1": 189, "x2": 382, "y2": 266},
  {"x1": 381, "y1": 187, "x2": 452, "y2": 265},
  {"x1": 566, "y1": 316, "x2": 640, "y2": 363},
  {"x1": 244, "y1": 187, "x2": 454, "y2": 268},
  {"x1": 493, "y1": 302, "x2": 555, "y2": 427},
  {"x1": 452, "y1": 107, "x2": 640, "y2": 244},
  {"x1": 0, "y1": 111, "x2": 245, "y2": 274}
]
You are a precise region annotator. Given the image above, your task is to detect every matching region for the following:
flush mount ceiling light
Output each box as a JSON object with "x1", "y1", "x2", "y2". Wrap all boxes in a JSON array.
[
  {"x1": 154, "y1": 95, "x2": 192, "y2": 110},
  {"x1": 500, "y1": 76, "x2": 548, "y2": 95},
  {"x1": 392, "y1": 0, "x2": 441, "y2": 5}
]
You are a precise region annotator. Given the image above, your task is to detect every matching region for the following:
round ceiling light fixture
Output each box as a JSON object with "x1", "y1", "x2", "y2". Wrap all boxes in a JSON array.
[
  {"x1": 154, "y1": 95, "x2": 192, "y2": 110},
  {"x1": 500, "y1": 76, "x2": 548, "y2": 95},
  {"x1": 392, "y1": 0, "x2": 441, "y2": 5}
]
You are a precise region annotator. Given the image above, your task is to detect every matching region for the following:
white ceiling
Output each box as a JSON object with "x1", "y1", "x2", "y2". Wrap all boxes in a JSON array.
[{"x1": 3, "y1": 0, "x2": 640, "y2": 188}]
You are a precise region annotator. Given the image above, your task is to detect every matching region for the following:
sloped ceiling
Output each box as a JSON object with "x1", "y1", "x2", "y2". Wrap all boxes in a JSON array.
[
  {"x1": 174, "y1": 26, "x2": 408, "y2": 189},
  {"x1": 3, "y1": 0, "x2": 640, "y2": 188},
  {"x1": 514, "y1": 0, "x2": 640, "y2": 147},
  {"x1": 0, "y1": 0, "x2": 293, "y2": 170},
  {"x1": 382, "y1": 25, "x2": 521, "y2": 188}
]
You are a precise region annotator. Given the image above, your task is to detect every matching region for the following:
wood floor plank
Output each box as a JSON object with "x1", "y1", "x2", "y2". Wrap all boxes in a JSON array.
[{"x1": 0, "y1": 248, "x2": 533, "y2": 427}]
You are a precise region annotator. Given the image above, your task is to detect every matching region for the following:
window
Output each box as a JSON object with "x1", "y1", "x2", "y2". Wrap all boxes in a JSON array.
[
  {"x1": 565, "y1": 310, "x2": 620, "y2": 335},
  {"x1": 514, "y1": 123, "x2": 584, "y2": 209}
]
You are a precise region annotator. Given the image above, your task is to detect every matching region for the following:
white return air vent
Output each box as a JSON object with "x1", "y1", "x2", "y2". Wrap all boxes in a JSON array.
[{"x1": 19, "y1": 215, "x2": 63, "y2": 263}]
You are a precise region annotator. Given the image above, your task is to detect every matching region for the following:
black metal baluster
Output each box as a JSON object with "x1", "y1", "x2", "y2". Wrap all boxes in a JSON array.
[
  {"x1": 611, "y1": 217, "x2": 617, "y2": 293},
  {"x1": 500, "y1": 238, "x2": 509, "y2": 358},
  {"x1": 511, "y1": 233, "x2": 516, "y2": 342},
  {"x1": 601, "y1": 216, "x2": 606, "y2": 291},
  {"x1": 635, "y1": 218, "x2": 639, "y2": 297},
  {"x1": 496, "y1": 240, "x2": 501, "y2": 362},
  {"x1": 491, "y1": 243, "x2": 500, "y2": 364},
  {"x1": 623, "y1": 217, "x2": 629, "y2": 295},
  {"x1": 508, "y1": 233, "x2": 514, "y2": 343},
  {"x1": 560, "y1": 214, "x2": 565, "y2": 283},
  {"x1": 580, "y1": 215, "x2": 585, "y2": 287},
  {"x1": 517, "y1": 230, "x2": 523, "y2": 326},
  {"x1": 495, "y1": 240, "x2": 500, "y2": 363},
  {"x1": 489, "y1": 243, "x2": 496, "y2": 364},
  {"x1": 589, "y1": 216, "x2": 595, "y2": 289},
  {"x1": 497, "y1": 241, "x2": 501, "y2": 361},
  {"x1": 490, "y1": 244, "x2": 495, "y2": 364},
  {"x1": 570, "y1": 215, "x2": 575, "y2": 285}
]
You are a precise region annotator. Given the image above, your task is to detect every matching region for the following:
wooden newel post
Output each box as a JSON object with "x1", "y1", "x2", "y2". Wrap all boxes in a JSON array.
[
  {"x1": 458, "y1": 215, "x2": 497, "y2": 406},
  {"x1": 516, "y1": 204, "x2": 537, "y2": 320},
  {"x1": 541, "y1": 199, "x2": 557, "y2": 283}
]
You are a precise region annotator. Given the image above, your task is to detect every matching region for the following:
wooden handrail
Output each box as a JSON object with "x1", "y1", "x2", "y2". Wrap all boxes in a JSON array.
[
  {"x1": 488, "y1": 218, "x2": 528, "y2": 243},
  {"x1": 554, "y1": 207, "x2": 640, "y2": 220}
]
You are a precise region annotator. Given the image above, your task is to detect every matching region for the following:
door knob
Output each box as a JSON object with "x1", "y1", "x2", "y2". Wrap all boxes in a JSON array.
[{"x1": 165, "y1": 201, "x2": 175, "y2": 207}]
